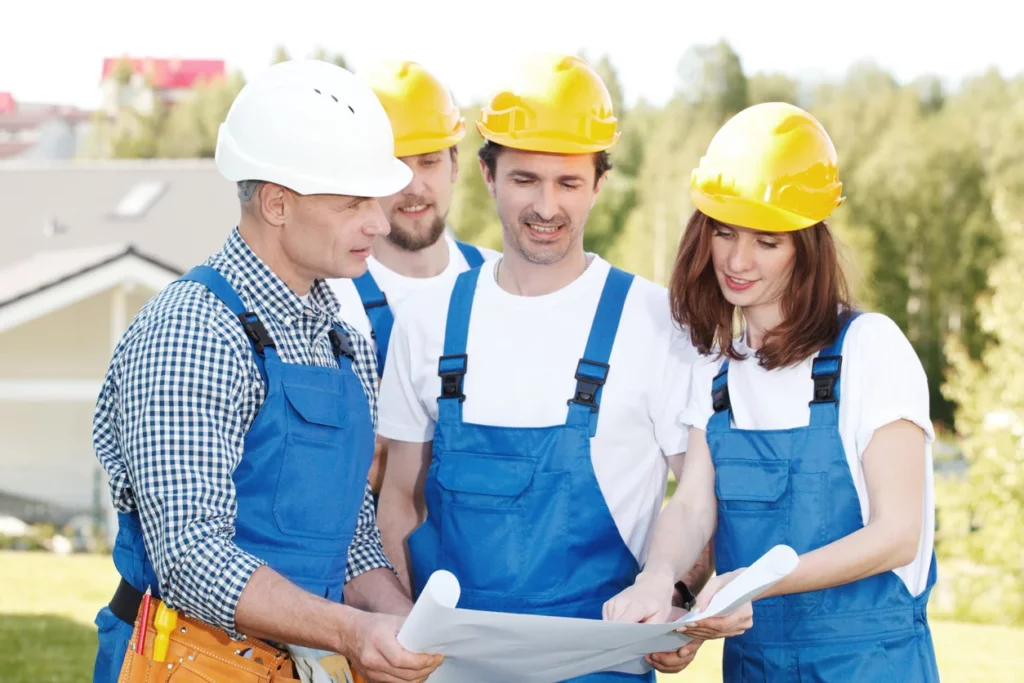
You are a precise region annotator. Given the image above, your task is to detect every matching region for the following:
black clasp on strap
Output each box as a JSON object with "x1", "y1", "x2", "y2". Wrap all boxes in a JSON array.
[
  {"x1": 569, "y1": 360, "x2": 609, "y2": 411},
  {"x1": 238, "y1": 312, "x2": 275, "y2": 354},
  {"x1": 810, "y1": 355, "x2": 842, "y2": 404},
  {"x1": 711, "y1": 369, "x2": 730, "y2": 413},
  {"x1": 438, "y1": 354, "x2": 468, "y2": 402},
  {"x1": 329, "y1": 328, "x2": 355, "y2": 360}
]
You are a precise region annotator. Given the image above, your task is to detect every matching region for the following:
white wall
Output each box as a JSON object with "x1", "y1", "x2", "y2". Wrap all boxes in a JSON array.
[{"x1": 0, "y1": 284, "x2": 156, "y2": 537}]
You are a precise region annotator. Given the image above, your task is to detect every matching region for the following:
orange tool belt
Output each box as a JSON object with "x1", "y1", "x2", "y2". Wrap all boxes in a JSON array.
[{"x1": 110, "y1": 579, "x2": 367, "y2": 683}]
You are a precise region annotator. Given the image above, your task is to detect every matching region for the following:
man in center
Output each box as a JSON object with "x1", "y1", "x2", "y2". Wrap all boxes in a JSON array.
[{"x1": 377, "y1": 54, "x2": 709, "y2": 682}]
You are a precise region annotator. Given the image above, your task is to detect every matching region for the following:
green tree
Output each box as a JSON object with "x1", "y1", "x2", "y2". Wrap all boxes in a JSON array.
[
  {"x1": 447, "y1": 106, "x2": 503, "y2": 251},
  {"x1": 271, "y1": 44, "x2": 292, "y2": 64},
  {"x1": 845, "y1": 113, "x2": 1001, "y2": 425},
  {"x1": 157, "y1": 71, "x2": 246, "y2": 158},
  {"x1": 675, "y1": 40, "x2": 748, "y2": 119},
  {"x1": 747, "y1": 72, "x2": 799, "y2": 106},
  {"x1": 939, "y1": 186, "x2": 1024, "y2": 626},
  {"x1": 310, "y1": 46, "x2": 348, "y2": 69}
]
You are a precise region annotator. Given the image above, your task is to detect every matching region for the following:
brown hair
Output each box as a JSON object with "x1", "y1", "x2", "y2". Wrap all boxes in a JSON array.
[{"x1": 669, "y1": 210, "x2": 853, "y2": 370}]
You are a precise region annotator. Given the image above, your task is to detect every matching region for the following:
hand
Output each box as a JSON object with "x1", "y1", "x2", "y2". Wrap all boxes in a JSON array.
[
  {"x1": 602, "y1": 571, "x2": 675, "y2": 624},
  {"x1": 676, "y1": 569, "x2": 753, "y2": 641},
  {"x1": 645, "y1": 638, "x2": 705, "y2": 674},
  {"x1": 343, "y1": 612, "x2": 443, "y2": 683}
]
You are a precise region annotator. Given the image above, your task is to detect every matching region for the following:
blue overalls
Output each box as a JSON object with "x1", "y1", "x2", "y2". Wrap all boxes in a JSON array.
[
  {"x1": 708, "y1": 312, "x2": 940, "y2": 682},
  {"x1": 93, "y1": 266, "x2": 375, "y2": 683},
  {"x1": 353, "y1": 240, "x2": 484, "y2": 376},
  {"x1": 408, "y1": 266, "x2": 654, "y2": 683}
]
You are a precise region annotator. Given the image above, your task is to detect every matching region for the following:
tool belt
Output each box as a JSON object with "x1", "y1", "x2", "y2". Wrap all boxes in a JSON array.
[{"x1": 110, "y1": 578, "x2": 300, "y2": 683}]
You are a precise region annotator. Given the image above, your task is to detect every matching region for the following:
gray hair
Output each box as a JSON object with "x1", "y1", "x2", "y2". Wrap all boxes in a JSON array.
[{"x1": 237, "y1": 180, "x2": 263, "y2": 202}]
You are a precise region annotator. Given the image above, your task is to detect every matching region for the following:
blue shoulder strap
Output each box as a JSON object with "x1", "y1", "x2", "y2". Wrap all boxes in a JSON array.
[
  {"x1": 808, "y1": 310, "x2": 862, "y2": 427},
  {"x1": 176, "y1": 265, "x2": 278, "y2": 384},
  {"x1": 708, "y1": 311, "x2": 863, "y2": 431},
  {"x1": 436, "y1": 267, "x2": 481, "y2": 424},
  {"x1": 455, "y1": 240, "x2": 485, "y2": 268},
  {"x1": 352, "y1": 270, "x2": 394, "y2": 377},
  {"x1": 567, "y1": 267, "x2": 635, "y2": 437}
]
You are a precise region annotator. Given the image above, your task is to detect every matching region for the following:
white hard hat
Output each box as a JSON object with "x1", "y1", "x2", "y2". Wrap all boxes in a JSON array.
[{"x1": 215, "y1": 59, "x2": 412, "y2": 197}]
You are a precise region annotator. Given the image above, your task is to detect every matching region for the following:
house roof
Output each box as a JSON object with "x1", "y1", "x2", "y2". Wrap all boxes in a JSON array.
[
  {"x1": 0, "y1": 158, "x2": 241, "y2": 277},
  {"x1": 0, "y1": 92, "x2": 15, "y2": 114},
  {"x1": 0, "y1": 244, "x2": 181, "y2": 310},
  {"x1": 101, "y1": 58, "x2": 226, "y2": 89}
]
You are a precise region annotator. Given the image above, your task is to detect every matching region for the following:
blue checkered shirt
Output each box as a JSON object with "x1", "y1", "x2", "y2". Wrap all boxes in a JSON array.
[{"x1": 93, "y1": 228, "x2": 391, "y2": 635}]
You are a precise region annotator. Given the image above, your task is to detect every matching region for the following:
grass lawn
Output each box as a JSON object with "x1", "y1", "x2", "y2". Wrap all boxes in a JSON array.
[{"x1": 2, "y1": 551, "x2": 1021, "y2": 682}]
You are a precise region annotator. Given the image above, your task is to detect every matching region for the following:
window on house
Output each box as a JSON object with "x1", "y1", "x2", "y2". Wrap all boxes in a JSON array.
[{"x1": 112, "y1": 180, "x2": 167, "y2": 218}]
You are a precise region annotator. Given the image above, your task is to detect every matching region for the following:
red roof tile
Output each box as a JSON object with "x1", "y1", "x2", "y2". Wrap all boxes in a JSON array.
[{"x1": 101, "y1": 58, "x2": 225, "y2": 89}]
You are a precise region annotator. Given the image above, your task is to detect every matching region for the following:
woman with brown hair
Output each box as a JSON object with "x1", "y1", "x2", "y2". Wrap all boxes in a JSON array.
[{"x1": 604, "y1": 102, "x2": 940, "y2": 682}]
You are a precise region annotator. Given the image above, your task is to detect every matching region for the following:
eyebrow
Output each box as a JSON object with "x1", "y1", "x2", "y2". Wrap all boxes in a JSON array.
[{"x1": 715, "y1": 223, "x2": 780, "y2": 238}]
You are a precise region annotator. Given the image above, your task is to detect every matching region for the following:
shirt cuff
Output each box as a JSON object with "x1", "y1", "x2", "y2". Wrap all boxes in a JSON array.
[
  {"x1": 378, "y1": 417, "x2": 435, "y2": 444},
  {"x1": 166, "y1": 540, "x2": 266, "y2": 638}
]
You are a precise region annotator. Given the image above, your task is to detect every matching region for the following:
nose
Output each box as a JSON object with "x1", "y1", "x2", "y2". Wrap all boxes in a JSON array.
[
  {"x1": 362, "y1": 199, "x2": 390, "y2": 237},
  {"x1": 532, "y1": 182, "x2": 559, "y2": 221},
  {"x1": 727, "y1": 235, "x2": 754, "y2": 273},
  {"x1": 402, "y1": 170, "x2": 427, "y2": 197}
]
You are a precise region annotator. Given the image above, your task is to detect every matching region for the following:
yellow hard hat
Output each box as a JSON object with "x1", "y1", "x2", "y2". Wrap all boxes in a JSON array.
[
  {"x1": 477, "y1": 54, "x2": 619, "y2": 154},
  {"x1": 361, "y1": 61, "x2": 465, "y2": 157},
  {"x1": 690, "y1": 102, "x2": 844, "y2": 232}
]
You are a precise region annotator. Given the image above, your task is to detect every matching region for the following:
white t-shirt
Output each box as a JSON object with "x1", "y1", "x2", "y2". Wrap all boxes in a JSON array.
[
  {"x1": 378, "y1": 255, "x2": 700, "y2": 564},
  {"x1": 329, "y1": 232, "x2": 500, "y2": 347},
  {"x1": 679, "y1": 312, "x2": 935, "y2": 597}
]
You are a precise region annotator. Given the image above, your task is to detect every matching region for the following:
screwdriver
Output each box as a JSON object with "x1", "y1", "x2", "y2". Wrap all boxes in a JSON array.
[{"x1": 152, "y1": 602, "x2": 179, "y2": 662}]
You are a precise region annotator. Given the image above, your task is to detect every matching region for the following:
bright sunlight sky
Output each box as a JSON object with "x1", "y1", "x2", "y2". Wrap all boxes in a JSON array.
[{"x1": 3, "y1": 0, "x2": 1020, "y2": 109}]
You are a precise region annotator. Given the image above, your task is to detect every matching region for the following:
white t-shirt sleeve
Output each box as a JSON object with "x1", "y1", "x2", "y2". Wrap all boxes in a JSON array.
[
  {"x1": 653, "y1": 327, "x2": 701, "y2": 455},
  {"x1": 845, "y1": 313, "x2": 936, "y2": 459},
  {"x1": 679, "y1": 354, "x2": 720, "y2": 433},
  {"x1": 378, "y1": 311, "x2": 436, "y2": 443}
]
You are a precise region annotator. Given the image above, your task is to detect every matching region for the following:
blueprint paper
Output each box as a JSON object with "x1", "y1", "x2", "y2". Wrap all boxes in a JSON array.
[{"x1": 396, "y1": 545, "x2": 799, "y2": 682}]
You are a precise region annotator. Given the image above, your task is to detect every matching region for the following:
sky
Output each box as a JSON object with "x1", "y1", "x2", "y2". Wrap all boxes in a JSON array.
[{"x1": 3, "y1": 0, "x2": 1021, "y2": 110}]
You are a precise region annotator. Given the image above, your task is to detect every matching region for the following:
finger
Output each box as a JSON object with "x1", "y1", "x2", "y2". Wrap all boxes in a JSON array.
[
  {"x1": 676, "y1": 639, "x2": 704, "y2": 657},
  {"x1": 649, "y1": 651, "x2": 694, "y2": 674},
  {"x1": 376, "y1": 643, "x2": 444, "y2": 678},
  {"x1": 694, "y1": 580, "x2": 718, "y2": 612}
]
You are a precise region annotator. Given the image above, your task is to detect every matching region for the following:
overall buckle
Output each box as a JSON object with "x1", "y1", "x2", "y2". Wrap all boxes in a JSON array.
[
  {"x1": 438, "y1": 354, "x2": 468, "y2": 402},
  {"x1": 569, "y1": 359, "x2": 609, "y2": 411},
  {"x1": 238, "y1": 312, "x2": 275, "y2": 354},
  {"x1": 810, "y1": 355, "x2": 842, "y2": 404}
]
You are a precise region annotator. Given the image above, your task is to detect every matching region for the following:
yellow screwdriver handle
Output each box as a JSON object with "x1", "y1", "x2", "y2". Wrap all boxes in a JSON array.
[{"x1": 152, "y1": 602, "x2": 178, "y2": 662}]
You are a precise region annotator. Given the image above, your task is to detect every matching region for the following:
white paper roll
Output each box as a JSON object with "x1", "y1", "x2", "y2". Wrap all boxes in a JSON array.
[{"x1": 397, "y1": 570, "x2": 461, "y2": 651}]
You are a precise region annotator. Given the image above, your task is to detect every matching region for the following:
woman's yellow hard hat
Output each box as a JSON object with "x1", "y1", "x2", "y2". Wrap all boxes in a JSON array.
[{"x1": 691, "y1": 102, "x2": 844, "y2": 232}]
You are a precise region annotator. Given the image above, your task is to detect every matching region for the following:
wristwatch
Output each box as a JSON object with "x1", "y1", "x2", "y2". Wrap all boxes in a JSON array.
[{"x1": 674, "y1": 580, "x2": 697, "y2": 611}]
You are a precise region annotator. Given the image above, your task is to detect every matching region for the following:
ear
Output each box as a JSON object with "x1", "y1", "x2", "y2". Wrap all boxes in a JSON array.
[
  {"x1": 594, "y1": 169, "x2": 609, "y2": 195},
  {"x1": 259, "y1": 183, "x2": 288, "y2": 228},
  {"x1": 478, "y1": 157, "x2": 496, "y2": 199},
  {"x1": 449, "y1": 147, "x2": 460, "y2": 184}
]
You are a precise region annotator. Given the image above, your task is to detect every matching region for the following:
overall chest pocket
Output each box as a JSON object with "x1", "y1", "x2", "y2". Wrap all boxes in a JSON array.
[
  {"x1": 714, "y1": 459, "x2": 790, "y2": 595},
  {"x1": 273, "y1": 381, "x2": 367, "y2": 540},
  {"x1": 435, "y1": 452, "x2": 569, "y2": 598}
]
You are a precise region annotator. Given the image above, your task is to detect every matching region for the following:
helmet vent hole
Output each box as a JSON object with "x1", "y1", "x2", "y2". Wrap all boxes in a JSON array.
[
  {"x1": 348, "y1": 105, "x2": 355, "y2": 114},
  {"x1": 331, "y1": 95, "x2": 338, "y2": 103},
  {"x1": 314, "y1": 89, "x2": 321, "y2": 95}
]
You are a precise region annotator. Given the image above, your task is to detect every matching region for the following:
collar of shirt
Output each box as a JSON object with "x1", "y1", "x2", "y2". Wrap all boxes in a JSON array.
[{"x1": 218, "y1": 227, "x2": 343, "y2": 329}]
